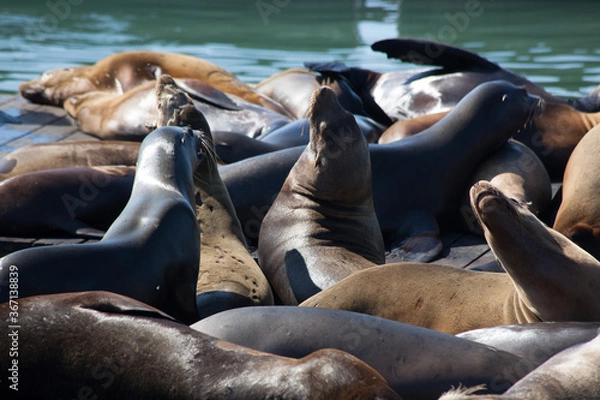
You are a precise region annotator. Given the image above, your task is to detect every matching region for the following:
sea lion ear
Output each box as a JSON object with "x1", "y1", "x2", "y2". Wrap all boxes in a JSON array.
[{"x1": 78, "y1": 291, "x2": 181, "y2": 323}]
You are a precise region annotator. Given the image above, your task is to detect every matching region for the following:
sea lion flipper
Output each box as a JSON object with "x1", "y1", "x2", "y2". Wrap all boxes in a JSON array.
[
  {"x1": 371, "y1": 38, "x2": 500, "y2": 72},
  {"x1": 304, "y1": 61, "x2": 351, "y2": 74},
  {"x1": 173, "y1": 78, "x2": 242, "y2": 111},
  {"x1": 385, "y1": 211, "x2": 442, "y2": 263}
]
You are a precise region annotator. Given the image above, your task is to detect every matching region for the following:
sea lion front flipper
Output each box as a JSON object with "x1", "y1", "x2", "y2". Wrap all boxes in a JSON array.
[
  {"x1": 371, "y1": 38, "x2": 500, "y2": 72},
  {"x1": 173, "y1": 78, "x2": 242, "y2": 111},
  {"x1": 385, "y1": 211, "x2": 442, "y2": 263}
]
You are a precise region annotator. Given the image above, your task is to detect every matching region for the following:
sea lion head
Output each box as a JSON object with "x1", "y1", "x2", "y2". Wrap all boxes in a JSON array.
[
  {"x1": 469, "y1": 180, "x2": 598, "y2": 270},
  {"x1": 19, "y1": 66, "x2": 96, "y2": 106},
  {"x1": 467, "y1": 80, "x2": 545, "y2": 136},
  {"x1": 303, "y1": 86, "x2": 372, "y2": 204}
]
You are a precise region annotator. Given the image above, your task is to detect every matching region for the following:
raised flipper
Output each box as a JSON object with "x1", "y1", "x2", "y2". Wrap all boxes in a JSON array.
[
  {"x1": 173, "y1": 78, "x2": 242, "y2": 111},
  {"x1": 384, "y1": 210, "x2": 443, "y2": 263},
  {"x1": 371, "y1": 37, "x2": 501, "y2": 72}
]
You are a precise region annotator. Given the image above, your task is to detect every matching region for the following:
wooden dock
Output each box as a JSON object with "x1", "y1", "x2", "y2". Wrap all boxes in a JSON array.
[{"x1": 0, "y1": 94, "x2": 549, "y2": 269}]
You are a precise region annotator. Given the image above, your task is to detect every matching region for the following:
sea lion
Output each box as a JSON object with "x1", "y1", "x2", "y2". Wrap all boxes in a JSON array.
[
  {"x1": 0, "y1": 291, "x2": 400, "y2": 399},
  {"x1": 192, "y1": 306, "x2": 537, "y2": 399},
  {"x1": 457, "y1": 321, "x2": 600, "y2": 365},
  {"x1": 0, "y1": 140, "x2": 140, "y2": 181},
  {"x1": 369, "y1": 37, "x2": 600, "y2": 119},
  {"x1": 19, "y1": 50, "x2": 291, "y2": 116},
  {"x1": 458, "y1": 139, "x2": 551, "y2": 236},
  {"x1": 0, "y1": 166, "x2": 134, "y2": 238},
  {"x1": 0, "y1": 126, "x2": 203, "y2": 323},
  {"x1": 64, "y1": 79, "x2": 291, "y2": 140},
  {"x1": 254, "y1": 67, "x2": 371, "y2": 119},
  {"x1": 300, "y1": 181, "x2": 600, "y2": 334},
  {"x1": 154, "y1": 74, "x2": 274, "y2": 318},
  {"x1": 224, "y1": 80, "x2": 544, "y2": 260},
  {"x1": 377, "y1": 102, "x2": 600, "y2": 179},
  {"x1": 553, "y1": 124, "x2": 600, "y2": 259},
  {"x1": 258, "y1": 86, "x2": 385, "y2": 305},
  {"x1": 440, "y1": 332, "x2": 600, "y2": 400}
]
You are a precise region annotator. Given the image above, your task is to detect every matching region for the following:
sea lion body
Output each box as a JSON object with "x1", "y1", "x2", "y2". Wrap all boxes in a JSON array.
[
  {"x1": 0, "y1": 140, "x2": 140, "y2": 181},
  {"x1": 440, "y1": 333, "x2": 600, "y2": 400},
  {"x1": 0, "y1": 292, "x2": 400, "y2": 399},
  {"x1": 553, "y1": 123, "x2": 600, "y2": 259},
  {"x1": 0, "y1": 166, "x2": 134, "y2": 238},
  {"x1": 193, "y1": 306, "x2": 536, "y2": 399},
  {"x1": 258, "y1": 87, "x2": 385, "y2": 304},
  {"x1": 0, "y1": 126, "x2": 203, "y2": 323}
]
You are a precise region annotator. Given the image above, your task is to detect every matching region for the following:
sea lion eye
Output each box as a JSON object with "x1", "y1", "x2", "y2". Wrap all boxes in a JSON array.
[{"x1": 501, "y1": 94, "x2": 508, "y2": 102}]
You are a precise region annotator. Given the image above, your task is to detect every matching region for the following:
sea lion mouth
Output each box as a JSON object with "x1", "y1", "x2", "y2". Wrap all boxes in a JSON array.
[
  {"x1": 518, "y1": 95, "x2": 545, "y2": 134},
  {"x1": 470, "y1": 181, "x2": 519, "y2": 227}
]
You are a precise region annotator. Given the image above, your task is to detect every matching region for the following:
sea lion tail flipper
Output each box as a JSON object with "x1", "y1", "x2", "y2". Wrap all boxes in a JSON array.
[
  {"x1": 371, "y1": 38, "x2": 500, "y2": 72},
  {"x1": 173, "y1": 78, "x2": 242, "y2": 111}
]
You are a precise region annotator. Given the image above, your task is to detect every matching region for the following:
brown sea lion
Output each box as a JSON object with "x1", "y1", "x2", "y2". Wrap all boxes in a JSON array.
[
  {"x1": 0, "y1": 126, "x2": 204, "y2": 323},
  {"x1": 300, "y1": 181, "x2": 600, "y2": 334},
  {"x1": 0, "y1": 291, "x2": 400, "y2": 399},
  {"x1": 458, "y1": 139, "x2": 551, "y2": 236},
  {"x1": 0, "y1": 140, "x2": 140, "y2": 181},
  {"x1": 64, "y1": 79, "x2": 291, "y2": 140},
  {"x1": 192, "y1": 306, "x2": 536, "y2": 399},
  {"x1": 553, "y1": 123, "x2": 600, "y2": 259},
  {"x1": 19, "y1": 50, "x2": 291, "y2": 116},
  {"x1": 0, "y1": 166, "x2": 134, "y2": 238},
  {"x1": 255, "y1": 67, "x2": 372, "y2": 120},
  {"x1": 440, "y1": 332, "x2": 600, "y2": 400},
  {"x1": 154, "y1": 75, "x2": 274, "y2": 318},
  {"x1": 258, "y1": 87, "x2": 385, "y2": 305}
]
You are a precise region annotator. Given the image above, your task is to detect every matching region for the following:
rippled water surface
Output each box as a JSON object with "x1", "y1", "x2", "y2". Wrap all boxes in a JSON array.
[{"x1": 1, "y1": 0, "x2": 599, "y2": 98}]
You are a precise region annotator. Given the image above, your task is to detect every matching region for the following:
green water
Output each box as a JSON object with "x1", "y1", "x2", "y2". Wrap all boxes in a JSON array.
[{"x1": 1, "y1": 0, "x2": 599, "y2": 98}]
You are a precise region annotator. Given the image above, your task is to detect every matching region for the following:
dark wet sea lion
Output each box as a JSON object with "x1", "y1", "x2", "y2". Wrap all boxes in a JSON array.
[
  {"x1": 64, "y1": 79, "x2": 291, "y2": 140},
  {"x1": 0, "y1": 126, "x2": 203, "y2": 323},
  {"x1": 440, "y1": 332, "x2": 600, "y2": 400},
  {"x1": 192, "y1": 306, "x2": 537, "y2": 399},
  {"x1": 224, "y1": 81, "x2": 544, "y2": 260},
  {"x1": 154, "y1": 74, "x2": 274, "y2": 318},
  {"x1": 19, "y1": 50, "x2": 291, "y2": 116},
  {"x1": 258, "y1": 87, "x2": 385, "y2": 304},
  {"x1": 300, "y1": 181, "x2": 600, "y2": 333},
  {"x1": 553, "y1": 123, "x2": 600, "y2": 259},
  {"x1": 0, "y1": 140, "x2": 140, "y2": 181},
  {"x1": 0, "y1": 291, "x2": 400, "y2": 399},
  {"x1": 0, "y1": 166, "x2": 134, "y2": 238}
]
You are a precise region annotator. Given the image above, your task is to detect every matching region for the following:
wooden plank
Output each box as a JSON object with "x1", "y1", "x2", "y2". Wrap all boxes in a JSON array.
[
  {"x1": 0, "y1": 237, "x2": 36, "y2": 258},
  {"x1": 433, "y1": 233, "x2": 489, "y2": 268},
  {"x1": 32, "y1": 238, "x2": 86, "y2": 247},
  {"x1": 0, "y1": 117, "x2": 80, "y2": 154},
  {"x1": 61, "y1": 131, "x2": 99, "y2": 141}
]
